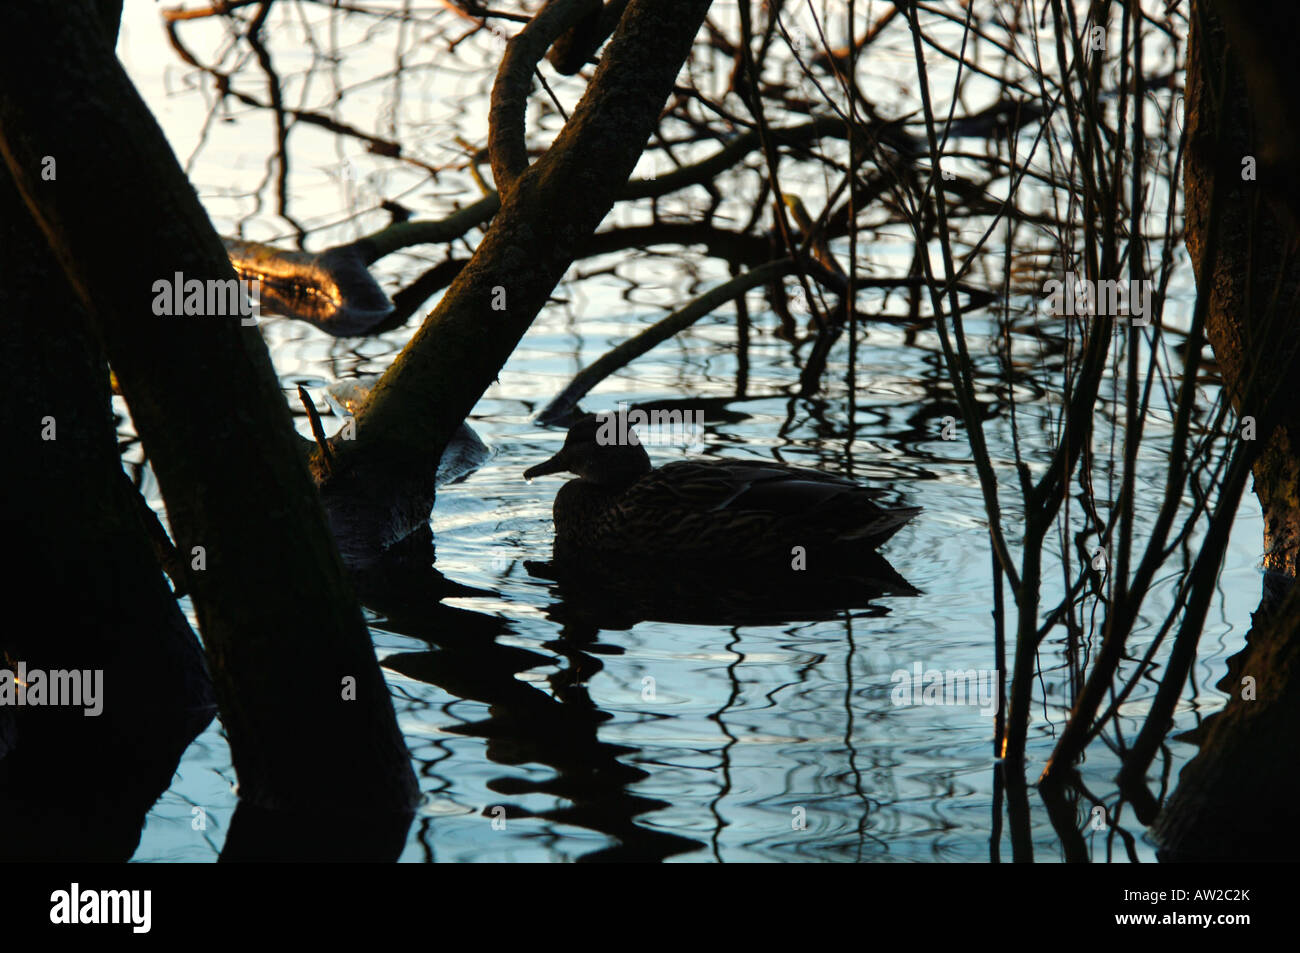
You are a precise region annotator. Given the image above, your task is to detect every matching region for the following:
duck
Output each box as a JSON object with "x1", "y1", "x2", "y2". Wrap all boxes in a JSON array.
[{"x1": 524, "y1": 414, "x2": 920, "y2": 565}]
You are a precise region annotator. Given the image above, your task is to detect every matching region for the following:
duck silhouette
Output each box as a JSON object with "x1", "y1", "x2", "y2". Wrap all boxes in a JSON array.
[{"x1": 524, "y1": 414, "x2": 920, "y2": 566}]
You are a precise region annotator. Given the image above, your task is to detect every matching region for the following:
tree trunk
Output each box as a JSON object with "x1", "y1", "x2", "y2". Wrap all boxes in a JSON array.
[
  {"x1": 0, "y1": 161, "x2": 215, "y2": 860},
  {"x1": 1154, "y1": 585, "x2": 1300, "y2": 859},
  {"x1": 1154, "y1": 0, "x2": 1300, "y2": 859},
  {"x1": 1182, "y1": 2, "x2": 1300, "y2": 581},
  {"x1": 0, "y1": 0, "x2": 417, "y2": 825}
]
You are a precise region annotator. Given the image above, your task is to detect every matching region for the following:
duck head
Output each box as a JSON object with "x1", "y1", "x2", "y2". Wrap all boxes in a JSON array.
[{"x1": 524, "y1": 413, "x2": 653, "y2": 486}]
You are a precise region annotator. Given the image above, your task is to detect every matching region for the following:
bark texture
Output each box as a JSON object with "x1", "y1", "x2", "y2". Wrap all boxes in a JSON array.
[
  {"x1": 1183, "y1": 3, "x2": 1300, "y2": 579},
  {"x1": 1154, "y1": 0, "x2": 1300, "y2": 859}
]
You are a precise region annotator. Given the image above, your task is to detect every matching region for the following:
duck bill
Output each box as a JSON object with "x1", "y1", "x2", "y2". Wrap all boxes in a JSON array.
[{"x1": 524, "y1": 449, "x2": 570, "y2": 480}]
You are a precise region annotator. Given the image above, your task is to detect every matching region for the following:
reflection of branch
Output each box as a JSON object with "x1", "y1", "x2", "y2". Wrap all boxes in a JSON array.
[
  {"x1": 163, "y1": 15, "x2": 440, "y2": 178},
  {"x1": 621, "y1": 116, "x2": 845, "y2": 200},
  {"x1": 580, "y1": 221, "x2": 769, "y2": 264},
  {"x1": 161, "y1": 0, "x2": 262, "y2": 22},
  {"x1": 348, "y1": 215, "x2": 992, "y2": 340},
  {"x1": 163, "y1": 0, "x2": 451, "y2": 22},
  {"x1": 245, "y1": 2, "x2": 306, "y2": 246},
  {"x1": 335, "y1": 119, "x2": 854, "y2": 262},
  {"x1": 809, "y1": 3, "x2": 899, "y2": 73},
  {"x1": 348, "y1": 117, "x2": 882, "y2": 262},
  {"x1": 375, "y1": 600, "x2": 700, "y2": 862},
  {"x1": 445, "y1": 1, "x2": 533, "y2": 25},
  {"x1": 538, "y1": 260, "x2": 794, "y2": 424}
]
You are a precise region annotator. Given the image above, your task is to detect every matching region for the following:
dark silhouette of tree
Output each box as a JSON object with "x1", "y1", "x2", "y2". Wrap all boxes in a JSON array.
[{"x1": 1153, "y1": 0, "x2": 1300, "y2": 860}]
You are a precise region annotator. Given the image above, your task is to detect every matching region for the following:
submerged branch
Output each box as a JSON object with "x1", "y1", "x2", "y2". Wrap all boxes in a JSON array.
[{"x1": 538, "y1": 259, "x2": 794, "y2": 424}]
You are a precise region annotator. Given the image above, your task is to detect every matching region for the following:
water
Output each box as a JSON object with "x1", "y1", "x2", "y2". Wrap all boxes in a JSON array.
[{"x1": 114, "y1": 1, "x2": 1256, "y2": 862}]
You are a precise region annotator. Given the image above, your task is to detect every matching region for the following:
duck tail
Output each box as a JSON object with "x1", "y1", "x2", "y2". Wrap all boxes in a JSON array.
[{"x1": 839, "y1": 506, "x2": 921, "y2": 545}]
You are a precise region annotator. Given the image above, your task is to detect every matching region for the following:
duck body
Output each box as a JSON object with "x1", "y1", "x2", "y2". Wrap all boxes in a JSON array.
[{"x1": 526, "y1": 415, "x2": 919, "y2": 565}]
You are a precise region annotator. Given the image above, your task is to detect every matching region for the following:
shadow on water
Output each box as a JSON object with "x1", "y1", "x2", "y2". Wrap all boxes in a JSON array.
[
  {"x1": 344, "y1": 528, "x2": 917, "y2": 861},
  {"x1": 0, "y1": 521, "x2": 216, "y2": 862},
  {"x1": 347, "y1": 531, "x2": 697, "y2": 861},
  {"x1": 527, "y1": 550, "x2": 918, "y2": 629}
]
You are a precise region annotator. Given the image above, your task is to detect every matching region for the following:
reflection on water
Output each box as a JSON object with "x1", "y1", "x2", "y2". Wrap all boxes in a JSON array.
[{"x1": 112, "y1": 2, "x2": 1259, "y2": 862}]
